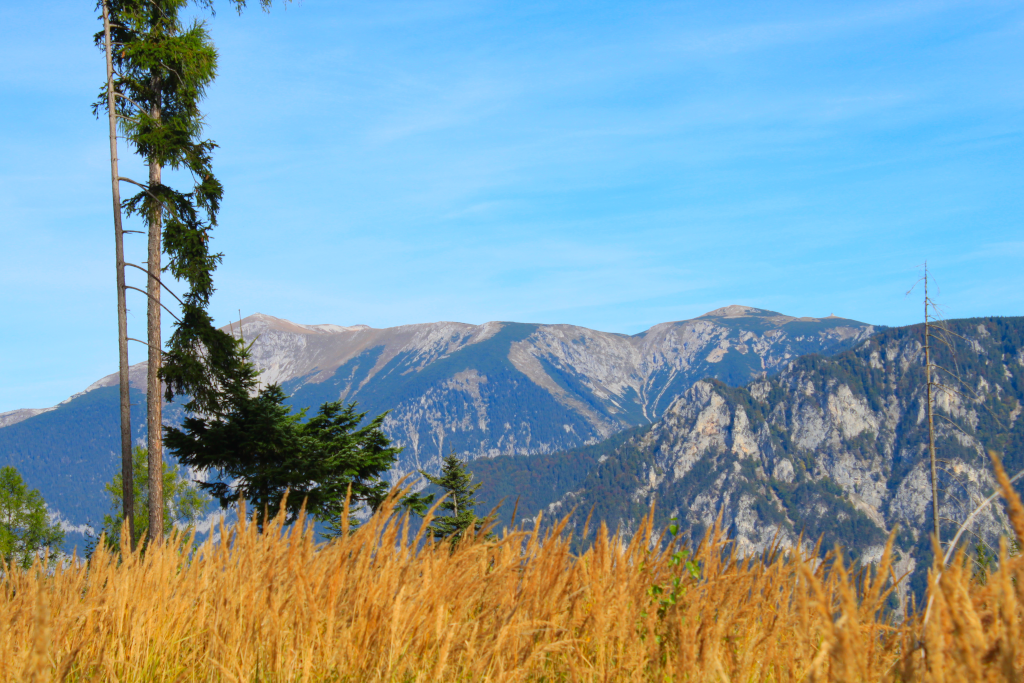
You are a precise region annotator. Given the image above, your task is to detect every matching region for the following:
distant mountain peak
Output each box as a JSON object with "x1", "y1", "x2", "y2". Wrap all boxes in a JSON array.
[
  {"x1": 533, "y1": 315, "x2": 1024, "y2": 607},
  {"x1": 700, "y1": 305, "x2": 778, "y2": 318},
  {"x1": 698, "y1": 305, "x2": 855, "y2": 323},
  {"x1": 235, "y1": 313, "x2": 373, "y2": 335}
]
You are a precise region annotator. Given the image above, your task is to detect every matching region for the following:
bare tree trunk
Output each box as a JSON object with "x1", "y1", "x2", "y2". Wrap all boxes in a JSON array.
[
  {"x1": 147, "y1": 74, "x2": 164, "y2": 547},
  {"x1": 925, "y1": 265, "x2": 940, "y2": 548},
  {"x1": 102, "y1": 0, "x2": 135, "y2": 551}
]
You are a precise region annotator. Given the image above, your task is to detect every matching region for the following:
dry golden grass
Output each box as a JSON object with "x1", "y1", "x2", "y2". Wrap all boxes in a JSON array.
[{"x1": 3, "y1": 462, "x2": 1024, "y2": 682}]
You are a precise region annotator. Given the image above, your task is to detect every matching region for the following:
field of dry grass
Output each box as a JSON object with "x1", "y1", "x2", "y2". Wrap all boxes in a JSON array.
[{"x1": 3, "y1": 457, "x2": 1024, "y2": 682}]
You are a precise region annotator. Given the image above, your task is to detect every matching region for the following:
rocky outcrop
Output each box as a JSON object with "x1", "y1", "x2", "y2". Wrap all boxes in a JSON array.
[{"x1": 544, "y1": 316, "x2": 1024, "y2": 606}]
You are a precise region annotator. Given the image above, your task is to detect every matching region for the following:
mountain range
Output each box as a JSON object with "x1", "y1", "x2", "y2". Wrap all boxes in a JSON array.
[
  {"x1": 470, "y1": 316, "x2": 1024, "y2": 607},
  {"x1": 0, "y1": 305, "x2": 875, "y2": 548}
]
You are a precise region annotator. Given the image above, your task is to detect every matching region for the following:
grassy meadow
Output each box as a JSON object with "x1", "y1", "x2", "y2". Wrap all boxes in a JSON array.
[{"x1": 4, "y1": 461, "x2": 1024, "y2": 682}]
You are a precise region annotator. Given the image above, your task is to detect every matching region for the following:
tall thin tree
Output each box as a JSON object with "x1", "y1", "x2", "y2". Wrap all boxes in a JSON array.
[
  {"x1": 98, "y1": 0, "x2": 284, "y2": 547},
  {"x1": 100, "y1": 0, "x2": 135, "y2": 550},
  {"x1": 144, "y1": 40, "x2": 165, "y2": 548},
  {"x1": 909, "y1": 262, "x2": 941, "y2": 547},
  {"x1": 102, "y1": 0, "x2": 227, "y2": 546},
  {"x1": 923, "y1": 263, "x2": 940, "y2": 548}
]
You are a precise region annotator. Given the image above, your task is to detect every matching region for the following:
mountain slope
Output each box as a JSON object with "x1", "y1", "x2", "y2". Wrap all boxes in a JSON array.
[
  {"x1": 271, "y1": 306, "x2": 876, "y2": 475},
  {"x1": 513, "y1": 317, "x2": 1023, "y2": 603},
  {"x1": 0, "y1": 306, "x2": 876, "y2": 547},
  {"x1": 0, "y1": 386, "x2": 148, "y2": 528}
]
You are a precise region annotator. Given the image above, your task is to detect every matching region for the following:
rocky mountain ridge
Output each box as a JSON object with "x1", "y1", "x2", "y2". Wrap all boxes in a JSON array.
[
  {"x1": 241, "y1": 305, "x2": 876, "y2": 474},
  {"x1": 0, "y1": 305, "x2": 875, "y2": 549},
  {"x1": 522, "y1": 316, "x2": 1024, "y2": 604}
]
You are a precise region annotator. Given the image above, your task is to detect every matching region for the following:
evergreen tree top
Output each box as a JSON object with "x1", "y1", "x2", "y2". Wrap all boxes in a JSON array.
[{"x1": 420, "y1": 451, "x2": 493, "y2": 548}]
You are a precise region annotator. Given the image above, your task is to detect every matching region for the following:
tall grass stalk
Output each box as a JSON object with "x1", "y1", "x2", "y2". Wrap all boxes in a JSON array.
[{"x1": 3, "y1": 478, "x2": 1024, "y2": 681}]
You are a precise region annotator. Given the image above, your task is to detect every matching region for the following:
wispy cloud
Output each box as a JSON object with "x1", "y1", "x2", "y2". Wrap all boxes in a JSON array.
[{"x1": 1, "y1": 0, "x2": 1021, "y2": 412}]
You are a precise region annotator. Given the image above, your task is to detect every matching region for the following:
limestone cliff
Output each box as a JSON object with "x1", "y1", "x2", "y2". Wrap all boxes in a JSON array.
[{"x1": 538, "y1": 317, "x2": 1024, "y2": 604}]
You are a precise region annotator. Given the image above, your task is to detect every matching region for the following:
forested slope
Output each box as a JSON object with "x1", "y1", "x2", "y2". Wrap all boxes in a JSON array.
[{"x1": 480, "y1": 317, "x2": 1023, "y2": 604}]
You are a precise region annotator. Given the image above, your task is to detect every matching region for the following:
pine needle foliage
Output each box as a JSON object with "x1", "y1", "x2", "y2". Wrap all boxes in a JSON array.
[
  {"x1": 94, "y1": 0, "x2": 291, "y2": 550},
  {"x1": 165, "y1": 384, "x2": 407, "y2": 532}
]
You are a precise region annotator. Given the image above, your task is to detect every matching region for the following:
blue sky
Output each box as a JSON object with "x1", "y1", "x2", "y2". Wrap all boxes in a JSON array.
[{"x1": 1, "y1": 0, "x2": 1022, "y2": 413}]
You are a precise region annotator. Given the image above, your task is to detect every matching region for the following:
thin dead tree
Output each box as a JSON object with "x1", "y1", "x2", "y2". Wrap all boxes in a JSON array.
[
  {"x1": 909, "y1": 266, "x2": 1014, "y2": 563},
  {"x1": 100, "y1": 0, "x2": 135, "y2": 550},
  {"x1": 924, "y1": 266, "x2": 940, "y2": 548},
  {"x1": 908, "y1": 262, "x2": 942, "y2": 548}
]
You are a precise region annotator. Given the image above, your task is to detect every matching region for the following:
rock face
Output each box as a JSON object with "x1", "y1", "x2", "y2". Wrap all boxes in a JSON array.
[
  {"x1": 0, "y1": 306, "x2": 873, "y2": 544},
  {"x1": 235, "y1": 307, "x2": 877, "y2": 475},
  {"x1": 539, "y1": 316, "x2": 1024, "y2": 605}
]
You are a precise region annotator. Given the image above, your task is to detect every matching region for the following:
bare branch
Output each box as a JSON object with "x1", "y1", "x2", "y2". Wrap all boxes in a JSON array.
[
  {"x1": 124, "y1": 285, "x2": 181, "y2": 323},
  {"x1": 938, "y1": 519, "x2": 998, "y2": 563},
  {"x1": 128, "y1": 337, "x2": 159, "y2": 350},
  {"x1": 905, "y1": 272, "x2": 926, "y2": 297},
  {"x1": 931, "y1": 366, "x2": 979, "y2": 396},
  {"x1": 124, "y1": 262, "x2": 185, "y2": 307},
  {"x1": 931, "y1": 324, "x2": 970, "y2": 343},
  {"x1": 933, "y1": 413, "x2": 975, "y2": 441},
  {"x1": 118, "y1": 176, "x2": 149, "y2": 191},
  {"x1": 929, "y1": 375, "x2": 1007, "y2": 431},
  {"x1": 929, "y1": 332, "x2": 959, "y2": 356},
  {"x1": 118, "y1": 176, "x2": 168, "y2": 208}
]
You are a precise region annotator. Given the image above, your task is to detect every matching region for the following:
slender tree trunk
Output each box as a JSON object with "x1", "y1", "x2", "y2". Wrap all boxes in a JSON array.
[
  {"x1": 146, "y1": 74, "x2": 165, "y2": 547},
  {"x1": 925, "y1": 266, "x2": 940, "y2": 548},
  {"x1": 102, "y1": 0, "x2": 135, "y2": 551}
]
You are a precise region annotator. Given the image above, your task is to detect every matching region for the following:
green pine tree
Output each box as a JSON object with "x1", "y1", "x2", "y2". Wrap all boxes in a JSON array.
[
  {"x1": 420, "y1": 451, "x2": 494, "y2": 549},
  {"x1": 166, "y1": 384, "x2": 425, "y2": 534},
  {"x1": 0, "y1": 466, "x2": 65, "y2": 571}
]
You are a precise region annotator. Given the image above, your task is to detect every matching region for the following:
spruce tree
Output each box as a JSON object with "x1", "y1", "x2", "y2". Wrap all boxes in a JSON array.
[
  {"x1": 165, "y1": 385, "x2": 417, "y2": 533},
  {"x1": 420, "y1": 451, "x2": 493, "y2": 548}
]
